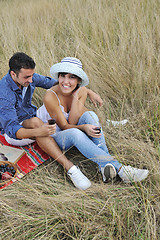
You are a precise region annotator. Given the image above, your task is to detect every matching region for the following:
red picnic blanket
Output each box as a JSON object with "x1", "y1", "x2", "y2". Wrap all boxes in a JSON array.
[{"x1": 0, "y1": 132, "x2": 50, "y2": 189}]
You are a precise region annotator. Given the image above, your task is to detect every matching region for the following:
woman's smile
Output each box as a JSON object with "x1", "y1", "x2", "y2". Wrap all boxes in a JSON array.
[
  {"x1": 62, "y1": 84, "x2": 71, "y2": 89},
  {"x1": 59, "y1": 73, "x2": 80, "y2": 94}
]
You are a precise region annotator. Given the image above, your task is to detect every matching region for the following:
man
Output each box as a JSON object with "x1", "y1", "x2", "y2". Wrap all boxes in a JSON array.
[{"x1": 0, "y1": 52, "x2": 103, "y2": 190}]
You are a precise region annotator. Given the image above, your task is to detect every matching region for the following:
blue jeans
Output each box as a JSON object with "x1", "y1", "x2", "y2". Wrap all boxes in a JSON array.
[{"x1": 52, "y1": 111, "x2": 122, "y2": 172}]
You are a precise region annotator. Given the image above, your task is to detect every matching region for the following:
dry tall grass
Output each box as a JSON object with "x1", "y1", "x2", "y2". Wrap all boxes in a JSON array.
[{"x1": 0, "y1": 0, "x2": 160, "y2": 239}]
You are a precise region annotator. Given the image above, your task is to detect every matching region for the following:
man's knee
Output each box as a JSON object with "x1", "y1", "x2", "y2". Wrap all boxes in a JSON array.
[
  {"x1": 30, "y1": 117, "x2": 44, "y2": 128},
  {"x1": 22, "y1": 117, "x2": 43, "y2": 129}
]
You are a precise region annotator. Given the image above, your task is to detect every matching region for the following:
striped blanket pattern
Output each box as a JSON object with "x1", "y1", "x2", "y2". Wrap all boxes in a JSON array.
[{"x1": 0, "y1": 132, "x2": 50, "y2": 189}]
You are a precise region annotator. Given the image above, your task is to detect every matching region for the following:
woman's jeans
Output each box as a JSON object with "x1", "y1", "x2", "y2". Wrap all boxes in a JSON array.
[{"x1": 52, "y1": 111, "x2": 122, "y2": 172}]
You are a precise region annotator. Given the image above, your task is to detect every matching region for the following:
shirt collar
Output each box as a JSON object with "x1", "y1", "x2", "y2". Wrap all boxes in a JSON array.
[{"x1": 6, "y1": 71, "x2": 22, "y2": 92}]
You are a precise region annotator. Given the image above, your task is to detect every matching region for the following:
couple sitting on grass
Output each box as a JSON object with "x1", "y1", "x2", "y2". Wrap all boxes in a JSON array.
[{"x1": 0, "y1": 52, "x2": 149, "y2": 190}]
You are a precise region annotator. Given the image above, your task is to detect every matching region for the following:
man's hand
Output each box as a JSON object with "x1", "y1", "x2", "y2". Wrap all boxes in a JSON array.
[
  {"x1": 39, "y1": 123, "x2": 56, "y2": 137},
  {"x1": 16, "y1": 122, "x2": 56, "y2": 139},
  {"x1": 87, "y1": 89, "x2": 103, "y2": 107}
]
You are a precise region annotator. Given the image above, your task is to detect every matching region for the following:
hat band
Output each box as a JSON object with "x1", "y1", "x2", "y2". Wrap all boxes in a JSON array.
[{"x1": 61, "y1": 59, "x2": 82, "y2": 69}]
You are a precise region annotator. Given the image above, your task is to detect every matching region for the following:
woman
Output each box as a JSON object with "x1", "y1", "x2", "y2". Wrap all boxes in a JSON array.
[{"x1": 38, "y1": 57, "x2": 149, "y2": 190}]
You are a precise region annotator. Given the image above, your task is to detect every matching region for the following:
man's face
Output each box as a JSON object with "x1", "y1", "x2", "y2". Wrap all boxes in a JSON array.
[{"x1": 10, "y1": 68, "x2": 35, "y2": 88}]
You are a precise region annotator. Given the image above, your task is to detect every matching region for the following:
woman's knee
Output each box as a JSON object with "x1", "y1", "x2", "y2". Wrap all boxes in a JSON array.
[{"x1": 80, "y1": 111, "x2": 99, "y2": 125}]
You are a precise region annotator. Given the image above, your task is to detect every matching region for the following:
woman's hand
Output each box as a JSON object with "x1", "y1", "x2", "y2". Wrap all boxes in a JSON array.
[
  {"x1": 87, "y1": 89, "x2": 103, "y2": 107},
  {"x1": 72, "y1": 87, "x2": 81, "y2": 98},
  {"x1": 82, "y1": 124, "x2": 101, "y2": 138}
]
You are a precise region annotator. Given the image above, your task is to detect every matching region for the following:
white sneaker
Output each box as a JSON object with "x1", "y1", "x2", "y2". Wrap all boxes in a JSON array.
[
  {"x1": 118, "y1": 165, "x2": 149, "y2": 183},
  {"x1": 67, "y1": 165, "x2": 91, "y2": 190},
  {"x1": 101, "y1": 163, "x2": 117, "y2": 182}
]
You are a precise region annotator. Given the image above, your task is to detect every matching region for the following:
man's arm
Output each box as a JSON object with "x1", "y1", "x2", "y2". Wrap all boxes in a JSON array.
[
  {"x1": 87, "y1": 89, "x2": 103, "y2": 107},
  {"x1": 16, "y1": 120, "x2": 56, "y2": 139},
  {"x1": 0, "y1": 97, "x2": 23, "y2": 139},
  {"x1": 33, "y1": 73, "x2": 58, "y2": 89}
]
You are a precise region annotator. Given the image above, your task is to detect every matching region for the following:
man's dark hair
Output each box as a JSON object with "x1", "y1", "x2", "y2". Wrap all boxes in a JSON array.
[{"x1": 9, "y1": 52, "x2": 36, "y2": 75}]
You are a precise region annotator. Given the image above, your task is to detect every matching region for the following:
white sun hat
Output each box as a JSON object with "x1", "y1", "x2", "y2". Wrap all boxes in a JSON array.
[{"x1": 50, "y1": 57, "x2": 89, "y2": 87}]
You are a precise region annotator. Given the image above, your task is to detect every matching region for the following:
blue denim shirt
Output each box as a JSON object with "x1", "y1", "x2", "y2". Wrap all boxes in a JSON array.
[{"x1": 0, "y1": 71, "x2": 57, "y2": 139}]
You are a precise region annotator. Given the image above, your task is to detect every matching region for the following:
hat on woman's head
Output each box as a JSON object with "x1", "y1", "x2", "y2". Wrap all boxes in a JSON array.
[{"x1": 50, "y1": 57, "x2": 89, "y2": 87}]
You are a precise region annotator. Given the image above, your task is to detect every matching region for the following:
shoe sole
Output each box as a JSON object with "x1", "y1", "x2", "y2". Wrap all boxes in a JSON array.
[{"x1": 104, "y1": 164, "x2": 117, "y2": 182}]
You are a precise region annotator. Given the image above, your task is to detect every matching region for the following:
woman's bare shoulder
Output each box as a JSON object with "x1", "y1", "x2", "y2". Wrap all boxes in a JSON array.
[{"x1": 44, "y1": 86, "x2": 59, "y2": 104}]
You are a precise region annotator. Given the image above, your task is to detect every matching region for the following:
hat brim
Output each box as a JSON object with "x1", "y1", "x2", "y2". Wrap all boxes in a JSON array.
[{"x1": 50, "y1": 62, "x2": 89, "y2": 87}]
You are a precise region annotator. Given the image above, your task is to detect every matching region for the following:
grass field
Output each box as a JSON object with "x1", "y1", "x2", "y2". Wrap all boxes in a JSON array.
[{"x1": 0, "y1": 0, "x2": 160, "y2": 239}]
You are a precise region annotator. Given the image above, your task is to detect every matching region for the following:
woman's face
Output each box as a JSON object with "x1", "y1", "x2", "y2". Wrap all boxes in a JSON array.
[{"x1": 58, "y1": 73, "x2": 81, "y2": 94}]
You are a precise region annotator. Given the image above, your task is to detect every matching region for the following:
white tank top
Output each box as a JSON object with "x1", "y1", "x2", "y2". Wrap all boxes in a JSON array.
[{"x1": 37, "y1": 89, "x2": 70, "y2": 132}]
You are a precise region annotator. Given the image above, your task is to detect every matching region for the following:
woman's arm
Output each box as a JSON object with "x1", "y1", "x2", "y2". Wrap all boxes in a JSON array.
[
  {"x1": 43, "y1": 90, "x2": 101, "y2": 138},
  {"x1": 44, "y1": 91, "x2": 68, "y2": 129},
  {"x1": 68, "y1": 87, "x2": 87, "y2": 124},
  {"x1": 87, "y1": 89, "x2": 103, "y2": 107}
]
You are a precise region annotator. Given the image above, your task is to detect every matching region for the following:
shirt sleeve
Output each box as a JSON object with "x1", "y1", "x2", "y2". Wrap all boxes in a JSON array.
[
  {"x1": 0, "y1": 97, "x2": 23, "y2": 139},
  {"x1": 32, "y1": 73, "x2": 58, "y2": 89}
]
